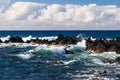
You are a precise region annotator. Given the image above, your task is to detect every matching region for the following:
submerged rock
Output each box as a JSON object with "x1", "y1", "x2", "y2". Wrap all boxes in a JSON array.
[
  {"x1": 64, "y1": 48, "x2": 74, "y2": 54},
  {"x1": 52, "y1": 61, "x2": 64, "y2": 64},
  {"x1": 94, "y1": 70, "x2": 108, "y2": 77}
]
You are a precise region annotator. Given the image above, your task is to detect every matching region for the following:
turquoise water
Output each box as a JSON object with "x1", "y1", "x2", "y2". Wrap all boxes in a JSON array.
[{"x1": 0, "y1": 31, "x2": 120, "y2": 80}]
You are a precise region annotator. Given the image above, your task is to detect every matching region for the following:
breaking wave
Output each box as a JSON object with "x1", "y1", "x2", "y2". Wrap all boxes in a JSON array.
[{"x1": 0, "y1": 35, "x2": 120, "y2": 80}]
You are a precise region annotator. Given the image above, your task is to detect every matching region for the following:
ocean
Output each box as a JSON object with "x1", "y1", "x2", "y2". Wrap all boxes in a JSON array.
[{"x1": 0, "y1": 30, "x2": 120, "y2": 80}]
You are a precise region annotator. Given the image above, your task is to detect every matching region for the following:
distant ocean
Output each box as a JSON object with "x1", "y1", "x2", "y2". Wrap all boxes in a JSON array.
[
  {"x1": 0, "y1": 30, "x2": 120, "y2": 80},
  {"x1": 1, "y1": 30, "x2": 120, "y2": 38}
]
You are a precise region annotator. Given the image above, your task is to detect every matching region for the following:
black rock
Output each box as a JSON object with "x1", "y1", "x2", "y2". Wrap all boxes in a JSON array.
[
  {"x1": 64, "y1": 48, "x2": 74, "y2": 54},
  {"x1": 86, "y1": 37, "x2": 120, "y2": 54},
  {"x1": 115, "y1": 57, "x2": 120, "y2": 63},
  {"x1": 0, "y1": 39, "x2": 2, "y2": 43},
  {"x1": 8, "y1": 36, "x2": 24, "y2": 43}
]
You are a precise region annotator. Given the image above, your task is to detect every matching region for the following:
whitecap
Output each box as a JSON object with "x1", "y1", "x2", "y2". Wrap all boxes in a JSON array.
[
  {"x1": 38, "y1": 36, "x2": 57, "y2": 41},
  {"x1": 17, "y1": 53, "x2": 33, "y2": 59},
  {"x1": 76, "y1": 39, "x2": 86, "y2": 48},
  {"x1": 1, "y1": 35, "x2": 10, "y2": 42},
  {"x1": 63, "y1": 60, "x2": 77, "y2": 65},
  {"x1": 90, "y1": 52, "x2": 120, "y2": 59},
  {"x1": 22, "y1": 35, "x2": 32, "y2": 42}
]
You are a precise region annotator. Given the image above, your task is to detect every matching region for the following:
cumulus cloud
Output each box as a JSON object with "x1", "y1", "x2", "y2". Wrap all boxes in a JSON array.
[{"x1": 0, "y1": 1, "x2": 120, "y2": 30}]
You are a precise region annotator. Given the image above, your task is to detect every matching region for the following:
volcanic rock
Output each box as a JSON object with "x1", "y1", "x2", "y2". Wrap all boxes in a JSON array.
[
  {"x1": 86, "y1": 37, "x2": 120, "y2": 54},
  {"x1": 0, "y1": 39, "x2": 2, "y2": 43},
  {"x1": 7, "y1": 36, "x2": 24, "y2": 43}
]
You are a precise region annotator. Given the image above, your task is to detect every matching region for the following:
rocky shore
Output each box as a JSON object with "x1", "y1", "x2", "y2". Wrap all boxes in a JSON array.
[
  {"x1": 1, "y1": 34, "x2": 120, "y2": 54},
  {"x1": 0, "y1": 34, "x2": 81, "y2": 54},
  {"x1": 86, "y1": 37, "x2": 120, "y2": 54},
  {"x1": 0, "y1": 34, "x2": 120, "y2": 63},
  {"x1": 0, "y1": 34, "x2": 82, "y2": 45}
]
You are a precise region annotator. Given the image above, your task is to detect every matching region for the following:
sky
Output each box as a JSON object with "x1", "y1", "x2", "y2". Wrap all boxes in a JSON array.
[{"x1": 0, "y1": 0, "x2": 120, "y2": 30}]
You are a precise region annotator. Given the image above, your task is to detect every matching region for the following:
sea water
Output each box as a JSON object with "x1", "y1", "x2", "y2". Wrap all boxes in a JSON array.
[{"x1": 0, "y1": 30, "x2": 120, "y2": 80}]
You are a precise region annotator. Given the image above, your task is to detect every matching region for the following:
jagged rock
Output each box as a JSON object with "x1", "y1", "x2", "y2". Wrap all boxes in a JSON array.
[
  {"x1": 0, "y1": 34, "x2": 82, "y2": 46},
  {"x1": 48, "y1": 40, "x2": 57, "y2": 45},
  {"x1": 0, "y1": 39, "x2": 2, "y2": 43},
  {"x1": 94, "y1": 43, "x2": 106, "y2": 53},
  {"x1": 5, "y1": 40, "x2": 9, "y2": 43},
  {"x1": 57, "y1": 34, "x2": 64, "y2": 41},
  {"x1": 86, "y1": 37, "x2": 120, "y2": 54},
  {"x1": 7, "y1": 36, "x2": 24, "y2": 43}
]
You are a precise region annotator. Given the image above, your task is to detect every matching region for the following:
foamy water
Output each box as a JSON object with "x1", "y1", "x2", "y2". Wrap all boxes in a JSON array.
[{"x1": 0, "y1": 35, "x2": 120, "y2": 80}]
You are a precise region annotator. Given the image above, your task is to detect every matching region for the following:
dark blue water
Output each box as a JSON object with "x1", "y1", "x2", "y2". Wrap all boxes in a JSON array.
[
  {"x1": 0, "y1": 30, "x2": 120, "y2": 38},
  {"x1": 0, "y1": 31, "x2": 120, "y2": 80}
]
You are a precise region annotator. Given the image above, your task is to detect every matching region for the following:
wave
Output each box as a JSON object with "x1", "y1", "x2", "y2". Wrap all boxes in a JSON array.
[
  {"x1": 63, "y1": 60, "x2": 77, "y2": 65},
  {"x1": 1, "y1": 35, "x2": 10, "y2": 42},
  {"x1": 0, "y1": 35, "x2": 58, "y2": 42},
  {"x1": 17, "y1": 52, "x2": 33, "y2": 59},
  {"x1": 90, "y1": 52, "x2": 120, "y2": 59}
]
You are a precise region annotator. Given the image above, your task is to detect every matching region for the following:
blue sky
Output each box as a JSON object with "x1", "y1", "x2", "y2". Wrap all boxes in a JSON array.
[{"x1": 11, "y1": 0, "x2": 120, "y2": 6}]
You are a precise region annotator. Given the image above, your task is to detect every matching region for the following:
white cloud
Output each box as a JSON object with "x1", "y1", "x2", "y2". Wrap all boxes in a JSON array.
[{"x1": 0, "y1": 1, "x2": 120, "y2": 30}]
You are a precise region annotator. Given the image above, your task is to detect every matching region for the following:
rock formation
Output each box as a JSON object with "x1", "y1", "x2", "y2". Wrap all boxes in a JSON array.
[
  {"x1": 0, "y1": 39, "x2": 2, "y2": 43},
  {"x1": 86, "y1": 37, "x2": 120, "y2": 54},
  {"x1": 5, "y1": 36, "x2": 24, "y2": 43}
]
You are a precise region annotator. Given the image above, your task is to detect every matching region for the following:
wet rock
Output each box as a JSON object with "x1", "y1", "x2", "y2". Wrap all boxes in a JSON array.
[
  {"x1": 57, "y1": 34, "x2": 64, "y2": 41},
  {"x1": 52, "y1": 61, "x2": 64, "y2": 64},
  {"x1": 56, "y1": 35, "x2": 82, "y2": 45},
  {"x1": 86, "y1": 37, "x2": 120, "y2": 54},
  {"x1": 64, "y1": 48, "x2": 74, "y2": 54},
  {"x1": 48, "y1": 40, "x2": 57, "y2": 45},
  {"x1": 7, "y1": 36, "x2": 24, "y2": 43},
  {"x1": 102, "y1": 58, "x2": 114, "y2": 64},
  {"x1": 0, "y1": 34, "x2": 82, "y2": 45},
  {"x1": 0, "y1": 39, "x2": 2, "y2": 43},
  {"x1": 116, "y1": 74, "x2": 120, "y2": 78},
  {"x1": 94, "y1": 43, "x2": 106, "y2": 53},
  {"x1": 95, "y1": 70, "x2": 108, "y2": 77},
  {"x1": 115, "y1": 57, "x2": 120, "y2": 63},
  {"x1": 4, "y1": 40, "x2": 9, "y2": 43}
]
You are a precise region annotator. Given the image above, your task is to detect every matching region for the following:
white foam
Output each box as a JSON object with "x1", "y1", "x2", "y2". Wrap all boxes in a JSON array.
[
  {"x1": 17, "y1": 53, "x2": 33, "y2": 59},
  {"x1": 39, "y1": 36, "x2": 57, "y2": 41},
  {"x1": 1, "y1": 35, "x2": 10, "y2": 42},
  {"x1": 22, "y1": 35, "x2": 32, "y2": 42},
  {"x1": 91, "y1": 58, "x2": 115, "y2": 66},
  {"x1": 76, "y1": 39, "x2": 86, "y2": 48},
  {"x1": 24, "y1": 44, "x2": 66, "y2": 54},
  {"x1": 90, "y1": 37, "x2": 96, "y2": 41},
  {"x1": 0, "y1": 43, "x2": 39, "y2": 48},
  {"x1": 90, "y1": 52, "x2": 120, "y2": 59},
  {"x1": 63, "y1": 60, "x2": 77, "y2": 65},
  {"x1": 73, "y1": 73, "x2": 114, "y2": 80},
  {"x1": 22, "y1": 35, "x2": 57, "y2": 42},
  {"x1": 48, "y1": 46, "x2": 65, "y2": 54}
]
